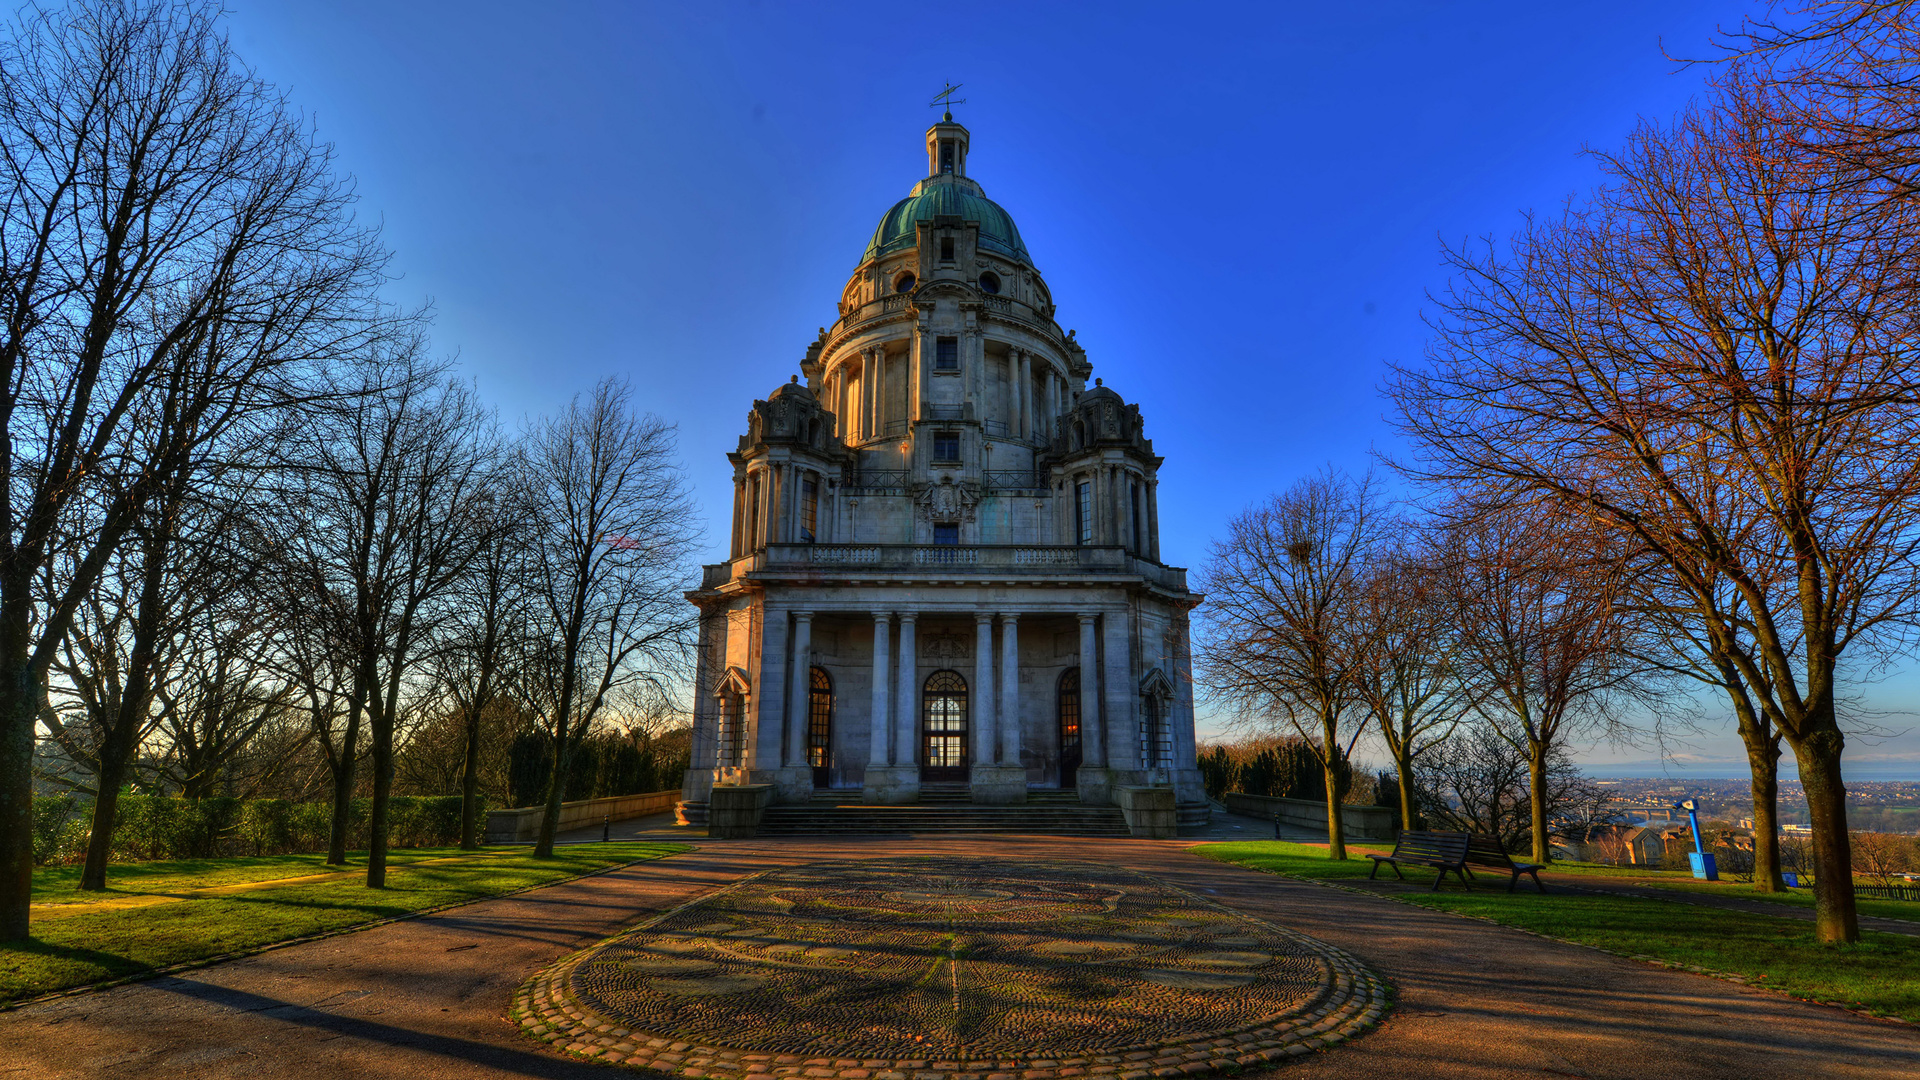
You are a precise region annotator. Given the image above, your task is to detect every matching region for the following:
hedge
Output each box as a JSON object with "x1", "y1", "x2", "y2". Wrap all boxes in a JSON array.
[{"x1": 29, "y1": 793, "x2": 477, "y2": 866}]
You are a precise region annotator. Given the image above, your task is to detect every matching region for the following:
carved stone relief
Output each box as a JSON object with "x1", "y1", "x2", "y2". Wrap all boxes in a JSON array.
[{"x1": 921, "y1": 629, "x2": 971, "y2": 661}]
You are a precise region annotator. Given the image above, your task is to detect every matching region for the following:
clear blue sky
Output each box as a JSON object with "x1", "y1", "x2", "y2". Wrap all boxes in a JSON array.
[{"x1": 221, "y1": 1, "x2": 1918, "y2": 779}]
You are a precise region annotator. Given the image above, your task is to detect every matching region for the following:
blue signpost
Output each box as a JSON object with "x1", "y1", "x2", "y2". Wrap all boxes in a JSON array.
[{"x1": 1678, "y1": 798, "x2": 1718, "y2": 881}]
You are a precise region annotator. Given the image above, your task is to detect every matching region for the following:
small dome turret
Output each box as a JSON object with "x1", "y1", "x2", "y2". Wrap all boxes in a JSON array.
[{"x1": 863, "y1": 119, "x2": 1031, "y2": 265}]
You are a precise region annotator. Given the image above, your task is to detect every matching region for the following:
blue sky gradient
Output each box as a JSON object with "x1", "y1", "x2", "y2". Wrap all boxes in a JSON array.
[{"x1": 220, "y1": 1, "x2": 1918, "y2": 778}]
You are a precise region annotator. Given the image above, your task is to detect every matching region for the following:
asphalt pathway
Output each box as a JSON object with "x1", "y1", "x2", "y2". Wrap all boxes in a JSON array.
[{"x1": 1, "y1": 834, "x2": 1914, "y2": 1080}]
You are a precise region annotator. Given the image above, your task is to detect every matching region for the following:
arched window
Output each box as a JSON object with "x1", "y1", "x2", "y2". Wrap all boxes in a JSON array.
[
  {"x1": 1058, "y1": 668, "x2": 1082, "y2": 786},
  {"x1": 921, "y1": 669, "x2": 969, "y2": 780},
  {"x1": 808, "y1": 667, "x2": 833, "y2": 785}
]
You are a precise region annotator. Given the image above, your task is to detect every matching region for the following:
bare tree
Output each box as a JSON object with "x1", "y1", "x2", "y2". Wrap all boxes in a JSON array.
[
  {"x1": 0, "y1": 2, "x2": 388, "y2": 937},
  {"x1": 1434, "y1": 504, "x2": 1638, "y2": 866},
  {"x1": 1388, "y1": 76, "x2": 1920, "y2": 940},
  {"x1": 1350, "y1": 535, "x2": 1465, "y2": 833},
  {"x1": 273, "y1": 354, "x2": 508, "y2": 887},
  {"x1": 435, "y1": 465, "x2": 533, "y2": 848},
  {"x1": 1195, "y1": 469, "x2": 1387, "y2": 859},
  {"x1": 1620, "y1": 544, "x2": 1794, "y2": 892},
  {"x1": 521, "y1": 379, "x2": 698, "y2": 858},
  {"x1": 1718, "y1": 2, "x2": 1920, "y2": 192}
]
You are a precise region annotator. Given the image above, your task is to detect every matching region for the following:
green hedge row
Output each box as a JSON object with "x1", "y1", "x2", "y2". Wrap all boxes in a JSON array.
[{"x1": 31, "y1": 794, "x2": 479, "y2": 865}]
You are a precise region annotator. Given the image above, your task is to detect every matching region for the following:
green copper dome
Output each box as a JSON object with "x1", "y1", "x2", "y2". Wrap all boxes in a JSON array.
[{"x1": 863, "y1": 175, "x2": 1031, "y2": 265}]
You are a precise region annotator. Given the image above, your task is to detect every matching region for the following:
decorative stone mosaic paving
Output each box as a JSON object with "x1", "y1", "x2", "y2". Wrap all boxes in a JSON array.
[{"x1": 515, "y1": 858, "x2": 1388, "y2": 1077}]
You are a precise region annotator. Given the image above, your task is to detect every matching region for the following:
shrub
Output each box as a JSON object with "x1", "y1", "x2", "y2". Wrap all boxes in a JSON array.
[{"x1": 32, "y1": 795, "x2": 82, "y2": 865}]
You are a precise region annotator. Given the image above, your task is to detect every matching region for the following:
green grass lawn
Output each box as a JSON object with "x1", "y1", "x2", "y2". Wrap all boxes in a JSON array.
[
  {"x1": 1643, "y1": 878, "x2": 1920, "y2": 923},
  {"x1": 1194, "y1": 841, "x2": 1920, "y2": 1023},
  {"x1": 1, "y1": 841, "x2": 688, "y2": 1006}
]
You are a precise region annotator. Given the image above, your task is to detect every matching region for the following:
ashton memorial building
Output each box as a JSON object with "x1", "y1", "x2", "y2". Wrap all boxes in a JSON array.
[{"x1": 679, "y1": 115, "x2": 1205, "y2": 828}]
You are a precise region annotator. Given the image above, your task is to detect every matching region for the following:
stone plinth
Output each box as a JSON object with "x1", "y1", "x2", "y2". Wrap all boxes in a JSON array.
[
  {"x1": 1074, "y1": 766, "x2": 1113, "y2": 806},
  {"x1": 1117, "y1": 785, "x2": 1177, "y2": 838},
  {"x1": 861, "y1": 765, "x2": 920, "y2": 804},
  {"x1": 969, "y1": 764, "x2": 1028, "y2": 804},
  {"x1": 708, "y1": 784, "x2": 772, "y2": 838}
]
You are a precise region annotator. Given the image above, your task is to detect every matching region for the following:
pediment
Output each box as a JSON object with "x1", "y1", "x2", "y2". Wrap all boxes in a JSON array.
[
  {"x1": 715, "y1": 665, "x2": 751, "y2": 698},
  {"x1": 1138, "y1": 666, "x2": 1175, "y2": 699}
]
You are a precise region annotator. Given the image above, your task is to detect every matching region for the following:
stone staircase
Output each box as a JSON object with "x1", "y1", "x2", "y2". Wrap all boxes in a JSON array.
[{"x1": 753, "y1": 784, "x2": 1131, "y2": 837}]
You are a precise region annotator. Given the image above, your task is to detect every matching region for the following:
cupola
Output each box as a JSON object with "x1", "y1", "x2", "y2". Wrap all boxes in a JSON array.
[{"x1": 926, "y1": 117, "x2": 969, "y2": 177}]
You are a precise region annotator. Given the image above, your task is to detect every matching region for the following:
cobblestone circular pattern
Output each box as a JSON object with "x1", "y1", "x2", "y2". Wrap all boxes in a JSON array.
[{"x1": 514, "y1": 857, "x2": 1390, "y2": 1077}]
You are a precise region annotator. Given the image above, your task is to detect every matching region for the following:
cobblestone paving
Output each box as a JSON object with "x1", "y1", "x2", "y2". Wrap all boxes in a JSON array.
[{"x1": 514, "y1": 857, "x2": 1388, "y2": 1078}]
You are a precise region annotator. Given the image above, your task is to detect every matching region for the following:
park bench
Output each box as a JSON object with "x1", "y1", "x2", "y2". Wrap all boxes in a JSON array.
[
  {"x1": 1463, "y1": 833, "x2": 1548, "y2": 893},
  {"x1": 1365, "y1": 830, "x2": 1471, "y2": 891}
]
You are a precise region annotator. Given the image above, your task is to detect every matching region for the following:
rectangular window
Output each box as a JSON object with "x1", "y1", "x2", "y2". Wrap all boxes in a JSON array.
[
  {"x1": 801, "y1": 475, "x2": 818, "y2": 542},
  {"x1": 933, "y1": 522, "x2": 960, "y2": 546},
  {"x1": 1076, "y1": 480, "x2": 1093, "y2": 545},
  {"x1": 933, "y1": 430, "x2": 960, "y2": 462},
  {"x1": 935, "y1": 336, "x2": 959, "y2": 370},
  {"x1": 940, "y1": 236, "x2": 955, "y2": 262}
]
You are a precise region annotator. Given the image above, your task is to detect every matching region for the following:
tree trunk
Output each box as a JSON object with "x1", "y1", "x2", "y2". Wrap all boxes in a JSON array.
[
  {"x1": 325, "y1": 719, "x2": 358, "y2": 866},
  {"x1": 366, "y1": 710, "x2": 393, "y2": 888},
  {"x1": 1321, "y1": 711, "x2": 1346, "y2": 860},
  {"x1": 1527, "y1": 743, "x2": 1551, "y2": 865},
  {"x1": 536, "y1": 723, "x2": 572, "y2": 859},
  {"x1": 1738, "y1": 718, "x2": 1785, "y2": 893},
  {"x1": 78, "y1": 734, "x2": 134, "y2": 891},
  {"x1": 0, "y1": 653, "x2": 38, "y2": 941},
  {"x1": 459, "y1": 704, "x2": 484, "y2": 850},
  {"x1": 1394, "y1": 744, "x2": 1416, "y2": 835},
  {"x1": 1794, "y1": 728, "x2": 1858, "y2": 944}
]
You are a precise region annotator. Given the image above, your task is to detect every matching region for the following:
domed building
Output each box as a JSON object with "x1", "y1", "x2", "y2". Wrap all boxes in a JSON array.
[{"x1": 680, "y1": 116, "x2": 1204, "y2": 827}]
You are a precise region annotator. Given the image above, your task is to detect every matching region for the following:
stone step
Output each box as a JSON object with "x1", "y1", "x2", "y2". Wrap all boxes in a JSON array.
[{"x1": 756, "y1": 797, "x2": 1130, "y2": 836}]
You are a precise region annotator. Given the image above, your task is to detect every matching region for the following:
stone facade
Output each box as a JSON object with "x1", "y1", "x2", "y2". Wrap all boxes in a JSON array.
[{"x1": 681, "y1": 117, "x2": 1204, "y2": 818}]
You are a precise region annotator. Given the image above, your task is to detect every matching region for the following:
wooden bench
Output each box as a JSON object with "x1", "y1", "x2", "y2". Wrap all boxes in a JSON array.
[
  {"x1": 1366, "y1": 830, "x2": 1471, "y2": 891},
  {"x1": 1464, "y1": 833, "x2": 1548, "y2": 893}
]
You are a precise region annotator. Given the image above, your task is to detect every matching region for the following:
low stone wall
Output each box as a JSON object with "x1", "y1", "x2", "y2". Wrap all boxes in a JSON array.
[
  {"x1": 709, "y1": 784, "x2": 773, "y2": 839},
  {"x1": 1116, "y1": 786, "x2": 1177, "y2": 839},
  {"x1": 483, "y1": 790, "x2": 680, "y2": 844},
  {"x1": 1223, "y1": 793, "x2": 1394, "y2": 840}
]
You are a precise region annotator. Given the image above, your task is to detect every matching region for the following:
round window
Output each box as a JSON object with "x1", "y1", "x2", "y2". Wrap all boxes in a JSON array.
[
  {"x1": 978, "y1": 272, "x2": 1000, "y2": 294},
  {"x1": 895, "y1": 273, "x2": 916, "y2": 293}
]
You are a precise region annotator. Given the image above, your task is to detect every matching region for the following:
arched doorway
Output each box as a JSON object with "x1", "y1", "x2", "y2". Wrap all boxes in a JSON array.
[
  {"x1": 1057, "y1": 668, "x2": 1082, "y2": 787},
  {"x1": 807, "y1": 666, "x2": 834, "y2": 788},
  {"x1": 920, "y1": 669, "x2": 969, "y2": 782}
]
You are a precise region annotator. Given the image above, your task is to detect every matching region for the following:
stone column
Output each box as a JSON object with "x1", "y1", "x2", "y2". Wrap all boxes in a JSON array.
[
  {"x1": 786, "y1": 612, "x2": 812, "y2": 769},
  {"x1": 913, "y1": 327, "x2": 929, "y2": 423},
  {"x1": 1017, "y1": 352, "x2": 1032, "y2": 441},
  {"x1": 1146, "y1": 475, "x2": 1161, "y2": 561},
  {"x1": 1102, "y1": 609, "x2": 1136, "y2": 771},
  {"x1": 1079, "y1": 614, "x2": 1105, "y2": 767},
  {"x1": 860, "y1": 350, "x2": 874, "y2": 440},
  {"x1": 998, "y1": 614, "x2": 1021, "y2": 767},
  {"x1": 869, "y1": 615, "x2": 891, "y2": 767},
  {"x1": 973, "y1": 615, "x2": 996, "y2": 766},
  {"x1": 730, "y1": 474, "x2": 746, "y2": 557},
  {"x1": 895, "y1": 613, "x2": 918, "y2": 766},
  {"x1": 753, "y1": 607, "x2": 788, "y2": 776}
]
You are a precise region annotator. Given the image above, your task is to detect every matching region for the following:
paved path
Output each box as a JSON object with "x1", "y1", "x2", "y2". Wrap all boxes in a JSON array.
[{"x1": 1, "y1": 834, "x2": 1915, "y2": 1079}]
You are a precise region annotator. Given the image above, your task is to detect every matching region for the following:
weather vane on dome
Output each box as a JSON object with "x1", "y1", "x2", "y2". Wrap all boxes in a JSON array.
[{"x1": 930, "y1": 83, "x2": 965, "y2": 121}]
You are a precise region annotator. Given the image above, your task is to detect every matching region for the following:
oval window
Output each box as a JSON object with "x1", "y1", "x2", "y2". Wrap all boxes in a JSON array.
[
  {"x1": 978, "y1": 272, "x2": 1001, "y2": 295},
  {"x1": 895, "y1": 273, "x2": 916, "y2": 293}
]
